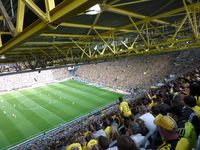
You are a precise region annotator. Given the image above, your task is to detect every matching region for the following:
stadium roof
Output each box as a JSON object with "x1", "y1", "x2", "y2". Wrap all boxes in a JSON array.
[{"x1": 0, "y1": 0, "x2": 200, "y2": 69}]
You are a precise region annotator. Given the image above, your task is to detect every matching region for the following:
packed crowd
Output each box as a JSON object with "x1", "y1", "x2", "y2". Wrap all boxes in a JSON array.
[
  {"x1": 63, "y1": 67, "x2": 200, "y2": 150},
  {"x1": 14, "y1": 66, "x2": 200, "y2": 150},
  {"x1": 0, "y1": 68, "x2": 71, "y2": 92},
  {"x1": 75, "y1": 50, "x2": 200, "y2": 93},
  {"x1": 4, "y1": 49, "x2": 200, "y2": 149}
]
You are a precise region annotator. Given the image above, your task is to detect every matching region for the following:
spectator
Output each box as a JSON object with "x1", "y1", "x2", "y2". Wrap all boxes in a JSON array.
[
  {"x1": 184, "y1": 95, "x2": 200, "y2": 119},
  {"x1": 189, "y1": 82, "x2": 200, "y2": 106},
  {"x1": 154, "y1": 114, "x2": 179, "y2": 150},
  {"x1": 66, "y1": 143, "x2": 82, "y2": 150},
  {"x1": 182, "y1": 96, "x2": 200, "y2": 136},
  {"x1": 118, "y1": 97, "x2": 132, "y2": 118},
  {"x1": 138, "y1": 106, "x2": 156, "y2": 133},
  {"x1": 117, "y1": 135, "x2": 138, "y2": 150},
  {"x1": 92, "y1": 123, "x2": 107, "y2": 139},
  {"x1": 169, "y1": 106, "x2": 197, "y2": 150},
  {"x1": 98, "y1": 136, "x2": 109, "y2": 150}
]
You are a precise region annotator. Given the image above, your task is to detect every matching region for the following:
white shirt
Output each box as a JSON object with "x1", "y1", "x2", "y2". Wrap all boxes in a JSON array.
[
  {"x1": 131, "y1": 134, "x2": 145, "y2": 148},
  {"x1": 139, "y1": 112, "x2": 156, "y2": 132},
  {"x1": 92, "y1": 129, "x2": 106, "y2": 138},
  {"x1": 107, "y1": 146, "x2": 118, "y2": 150}
]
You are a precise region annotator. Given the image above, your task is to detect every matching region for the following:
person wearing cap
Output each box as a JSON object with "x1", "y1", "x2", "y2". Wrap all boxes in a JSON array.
[
  {"x1": 66, "y1": 143, "x2": 82, "y2": 150},
  {"x1": 154, "y1": 114, "x2": 179, "y2": 150},
  {"x1": 118, "y1": 97, "x2": 132, "y2": 118}
]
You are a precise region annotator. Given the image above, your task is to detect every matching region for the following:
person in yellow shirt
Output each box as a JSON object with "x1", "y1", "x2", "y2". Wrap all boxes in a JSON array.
[
  {"x1": 184, "y1": 95, "x2": 200, "y2": 119},
  {"x1": 176, "y1": 137, "x2": 190, "y2": 150},
  {"x1": 104, "y1": 126, "x2": 111, "y2": 139},
  {"x1": 66, "y1": 143, "x2": 82, "y2": 150},
  {"x1": 118, "y1": 97, "x2": 132, "y2": 118},
  {"x1": 86, "y1": 139, "x2": 98, "y2": 150}
]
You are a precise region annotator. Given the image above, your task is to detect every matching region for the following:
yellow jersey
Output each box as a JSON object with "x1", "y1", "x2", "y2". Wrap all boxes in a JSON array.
[
  {"x1": 87, "y1": 139, "x2": 98, "y2": 149},
  {"x1": 66, "y1": 143, "x2": 82, "y2": 150},
  {"x1": 192, "y1": 105, "x2": 200, "y2": 119},
  {"x1": 176, "y1": 138, "x2": 190, "y2": 150},
  {"x1": 104, "y1": 126, "x2": 111, "y2": 139},
  {"x1": 119, "y1": 101, "x2": 132, "y2": 117},
  {"x1": 195, "y1": 96, "x2": 200, "y2": 107}
]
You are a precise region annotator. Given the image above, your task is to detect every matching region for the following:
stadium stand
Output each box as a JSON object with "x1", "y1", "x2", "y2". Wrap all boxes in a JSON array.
[
  {"x1": 0, "y1": 49, "x2": 197, "y2": 150},
  {"x1": 0, "y1": 68, "x2": 71, "y2": 92},
  {"x1": 75, "y1": 50, "x2": 200, "y2": 93},
  {"x1": 10, "y1": 63, "x2": 200, "y2": 150},
  {"x1": 1, "y1": 1, "x2": 200, "y2": 150}
]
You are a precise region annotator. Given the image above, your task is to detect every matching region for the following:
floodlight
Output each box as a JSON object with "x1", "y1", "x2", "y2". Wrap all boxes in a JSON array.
[
  {"x1": 86, "y1": 4, "x2": 101, "y2": 15},
  {"x1": 0, "y1": 55, "x2": 6, "y2": 59},
  {"x1": 94, "y1": 45, "x2": 98, "y2": 50}
]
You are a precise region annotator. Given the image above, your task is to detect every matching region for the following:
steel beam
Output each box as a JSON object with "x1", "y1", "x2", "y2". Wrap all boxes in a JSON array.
[
  {"x1": 0, "y1": 0, "x2": 16, "y2": 36},
  {"x1": 101, "y1": 2, "x2": 200, "y2": 36},
  {"x1": 70, "y1": 38, "x2": 91, "y2": 58},
  {"x1": 45, "y1": 0, "x2": 55, "y2": 11},
  {"x1": 60, "y1": 22, "x2": 134, "y2": 32},
  {"x1": 103, "y1": 5, "x2": 171, "y2": 25},
  {"x1": 0, "y1": 34, "x2": 2, "y2": 47},
  {"x1": 40, "y1": 33, "x2": 112, "y2": 38},
  {"x1": 16, "y1": 0, "x2": 25, "y2": 33},
  {"x1": 94, "y1": 29, "x2": 115, "y2": 54},
  {"x1": 52, "y1": 44, "x2": 69, "y2": 58},
  {"x1": 0, "y1": 31, "x2": 10, "y2": 35},
  {"x1": 148, "y1": 23, "x2": 167, "y2": 40},
  {"x1": 170, "y1": 15, "x2": 188, "y2": 46},
  {"x1": 129, "y1": 17, "x2": 148, "y2": 47},
  {"x1": 0, "y1": 0, "x2": 98, "y2": 54},
  {"x1": 22, "y1": 0, "x2": 48, "y2": 22},
  {"x1": 45, "y1": 0, "x2": 55, "y2": 21},
  {"x1": 183, "y1": 0, "x2": 197, "y2": 38},
  {"x1": 111, "y1": 0, "x2": 150, "y2": 7}
]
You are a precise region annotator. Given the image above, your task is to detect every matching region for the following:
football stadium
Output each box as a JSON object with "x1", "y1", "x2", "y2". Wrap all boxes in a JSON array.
[{"x1": 0, "y1": 0, "x2": 200, "y2": 150}]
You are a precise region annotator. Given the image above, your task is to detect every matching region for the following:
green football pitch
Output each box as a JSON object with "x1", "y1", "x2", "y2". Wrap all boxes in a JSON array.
[{"x1": 0, "y1": 80, "x2": 122, "y2": 149}]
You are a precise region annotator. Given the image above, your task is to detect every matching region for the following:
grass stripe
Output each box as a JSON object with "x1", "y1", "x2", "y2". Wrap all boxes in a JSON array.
[
  {"x1": 0, "y1": 95, "x2": 39, "y2": 136},
  {"x1": 0, "y1": 131, "x2": 10, "y2": 149},
  {"x1": 53, "y1": 82, "x2": 119, "y2": 104},
  {"x1": 16, "y1": 91, "x2": 64, "y2": 123},
  {"x1": 24, "y1": 88, "x2": 82, "y2": 120},
  {"x1": 33, "y1": 87, "x2": 82, "y2": 120},
  {"x1": 9, "y1": 92, "x2": 61, "y2": 126},
  {"x1": 61, "y1": 80, "x2": 120, "y2": 100},
  {"x1": 0, "y1": 80, "x2": 122, "y2": 149},
  {"x1": 3, "y1": 93, "x2": 55, "y2": 130},
  {"x1": 51, "y1": 82, "x2": 106, "y2": 101},
  {"x1": 42, "y1": 85, "x2": 96, "y2": 108},
  {"x1": 20, "y1": 90, "x2": 68, "y2": 121}
]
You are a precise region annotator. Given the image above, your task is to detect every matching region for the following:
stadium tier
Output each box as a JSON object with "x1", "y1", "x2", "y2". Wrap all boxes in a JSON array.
[{"x1": 1, "y1": 1, "x2": 200, "y2": 150}]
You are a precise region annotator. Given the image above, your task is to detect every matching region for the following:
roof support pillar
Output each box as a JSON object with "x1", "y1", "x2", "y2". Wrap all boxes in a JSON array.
[
  {"x1": 16, "y1": 0, "x2": 25, "y2": 33},
  {"x1": 45, "y1": 0, "x2": 55, "y2": 11},
  {"x1": 0, "y1": 34, "x2": 2, "y2": 47},
  {"x1": 0, "y1": 0, "x2": 16, "y2": 36},
  {"x1": 22, "y1": 0, "x2": 48, "y2": 22},
  {"x1": 183, "y1": 0, "x2": 198, "y2": 38},
  {"x1": 0, "y1": 0, "x2": 97, "y2": 54}
]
